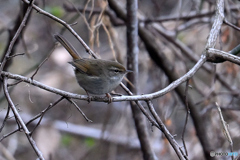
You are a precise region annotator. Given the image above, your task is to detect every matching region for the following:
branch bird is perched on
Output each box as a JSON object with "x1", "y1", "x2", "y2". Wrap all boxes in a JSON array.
[{"x1": 54, "y1": 34, "x2": 131, "y2": 103}]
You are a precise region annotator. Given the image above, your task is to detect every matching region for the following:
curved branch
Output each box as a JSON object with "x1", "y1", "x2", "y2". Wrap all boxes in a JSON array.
[{"x1": 1, "y1": 55, "x2": 205, "y2": 102}]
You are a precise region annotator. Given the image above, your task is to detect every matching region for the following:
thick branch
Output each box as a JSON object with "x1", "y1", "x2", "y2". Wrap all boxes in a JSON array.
[
  {"x1": 207, "y1": 47, "x2": 240, "y2": 64},
  {"x1": 126, "y1": 0, "x2": 157, "y2": 160},
  {"x1": 205, "y1": 0, "x2": 224, "y2": 49}
]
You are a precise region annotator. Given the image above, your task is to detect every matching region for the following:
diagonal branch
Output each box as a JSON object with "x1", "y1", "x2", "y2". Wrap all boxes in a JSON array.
[
  {"x1": 0, "y1": 0, "x2": 35, "y2": 73},
  {"x1": 3, "y1": 77, "x2": 44, "y2": 160},
  {"x1": 0, "y1": 97, "x2": 65, "y2": 142}
]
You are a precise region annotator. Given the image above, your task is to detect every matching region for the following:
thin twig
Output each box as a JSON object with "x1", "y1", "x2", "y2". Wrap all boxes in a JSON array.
[
  {"x1": 215, "y1": 102, "x2": 234, "y2": 160},
  {"x1": 0, "y1": 97, "x2": 64, "y2": 142},
  {"x1": 66, "y1": 98, "x2": 92, "y2": 122},
  {"x1": 29, "y1": 111, "x2": 45, "y2": 136},
  {"x1": 224, "y1": 18, "x2": 240, "y2": 32},
  {"x1": 181, "y1": 79, "x2": 190, "y2": 156},
  {"x1": 26, "y1": 97, "x2": 65, "y2": 126},
  {"x1": 102, "y1": 23, "x2": 117, "y2": 61},
  {"x1": 0, "y1": 106, "x2": 10, "y2": 132},
  {"x1": 31, "y1": 43, "x2": 57, "y2": 79},
  {"x1": 66, "y1": 0, "x2": 93, "y2": 32},
  {"x1": 29, "y1": 103, "x2": 55, "y2": 136},
  {"x1": 119, "y1": 83, "x2": 159, "y2": 128},
  {"x1": 147, "y1": 100, "x2": 188, "y2": 160},
  {"x1": 7, "y1": 53, "x2": 25, "y2": 59},
  {"x1": 7, "y1": 80, "x2": 23, "y2": 87}
]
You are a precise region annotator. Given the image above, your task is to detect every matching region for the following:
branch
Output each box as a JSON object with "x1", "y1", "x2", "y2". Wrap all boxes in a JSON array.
[
  {"x1": 152, "y1": 24, "x2": 238, "y2": 92},
  {"x1": 0, "y1": 0, "x2": 34, "y2": 73},
  {"x1": 224, "y1": 18, "x2": 240, "y2": 32},
  {"x1": 0, "y1": 106, "x2": 10, "y2": 132},
  {"x1": 126, "y1": 0, "x2": 157, "y2": 160},
  {"x1": 66, "y1": 98, "x2": 92, "y2": 122},
  {"x1": 205, "y1": 0, "x2": 224, "y2": 49},
  {"x1": 0, "y1": 97, "x2": 65, "y2": 142},
  {"x1": 147, "y1": 101, "x2": 188, "y2": 160},
  {"x1": 3, "y1": 77, "x2": 44, "y2": 160},
  {"x1": 1, "y1": 55, "x2": 205, "y2": 102},
  {"x1": 215, "y1": 102, "x2": 234, "y2": 160},
  {"x1": 207, "y1": 46, "x2": 240, "y2": 64},
  {"x1": 181, "y1": 80, "x2": 190, "y2": 156}
]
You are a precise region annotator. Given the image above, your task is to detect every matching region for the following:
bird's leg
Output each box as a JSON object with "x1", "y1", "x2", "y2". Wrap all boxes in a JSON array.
[
  {"x1": 105, "y1": 93, "x2": 112, "y2": 104},
  {"x1": 84, "y1": 89, "x2": 91, "y2": 103}
]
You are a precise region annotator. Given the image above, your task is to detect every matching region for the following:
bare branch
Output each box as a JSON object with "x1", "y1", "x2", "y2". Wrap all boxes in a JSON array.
[
  {"x1": 3, "y1": 77, "x2": 44, "y2": 160},
  {"x1": 147, "y1": 101, "x2": 187, "y2": 160},
  {"x1": 30, "y1": 43, "x2": 57, "y2": 79},
  {"x1": 66, "y1": 98, "x2": 93, "y2": 122},
  {"x1": 0, "y1": 106, "x2": 10, "y2": 133},
  {"x1": 1, "y1": 55, "x2": 205, "y2": 102},
  {"x1": 126, "y1": 0, "x2": 157, "y2": 160},
  {"x1": 0, "y1": 0, "x2": 35, "y2": 73},
  {"x1": 215, "y1": 102, "x2": 234, "y2": 160},
  {"x1": 207, "y1": 47, "x2": 240, "y2": 64},
  {"x1": 6, "y1": 53, "x2": 25, "y2": 59},
  {"x1": 224, "y1": 18, "x2": 240, "y2": 32},
  {"x1": 0, "y1": 97, "x2": 64, "y2": 142},
  {"x1": 205, "y1": 0, "x2": 224, "y2": 49},
  {"x1": 181, "y1": 80, "x2": 190, "y2": 156}
]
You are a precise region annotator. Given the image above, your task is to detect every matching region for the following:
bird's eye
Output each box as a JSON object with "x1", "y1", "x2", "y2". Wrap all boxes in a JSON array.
[{"x1": 114, "y1": 69, "x2": 120, "y2": 73}]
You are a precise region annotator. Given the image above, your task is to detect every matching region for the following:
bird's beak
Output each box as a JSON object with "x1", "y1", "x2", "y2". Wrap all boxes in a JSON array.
[{"x1": 126, "y1": 70, "x2": 133, "y2": 73}]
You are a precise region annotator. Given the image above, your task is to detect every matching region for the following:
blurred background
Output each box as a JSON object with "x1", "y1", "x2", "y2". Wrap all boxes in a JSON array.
[{"x1": 0, "y1": 0, "x2": 240, "y2": 160}]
